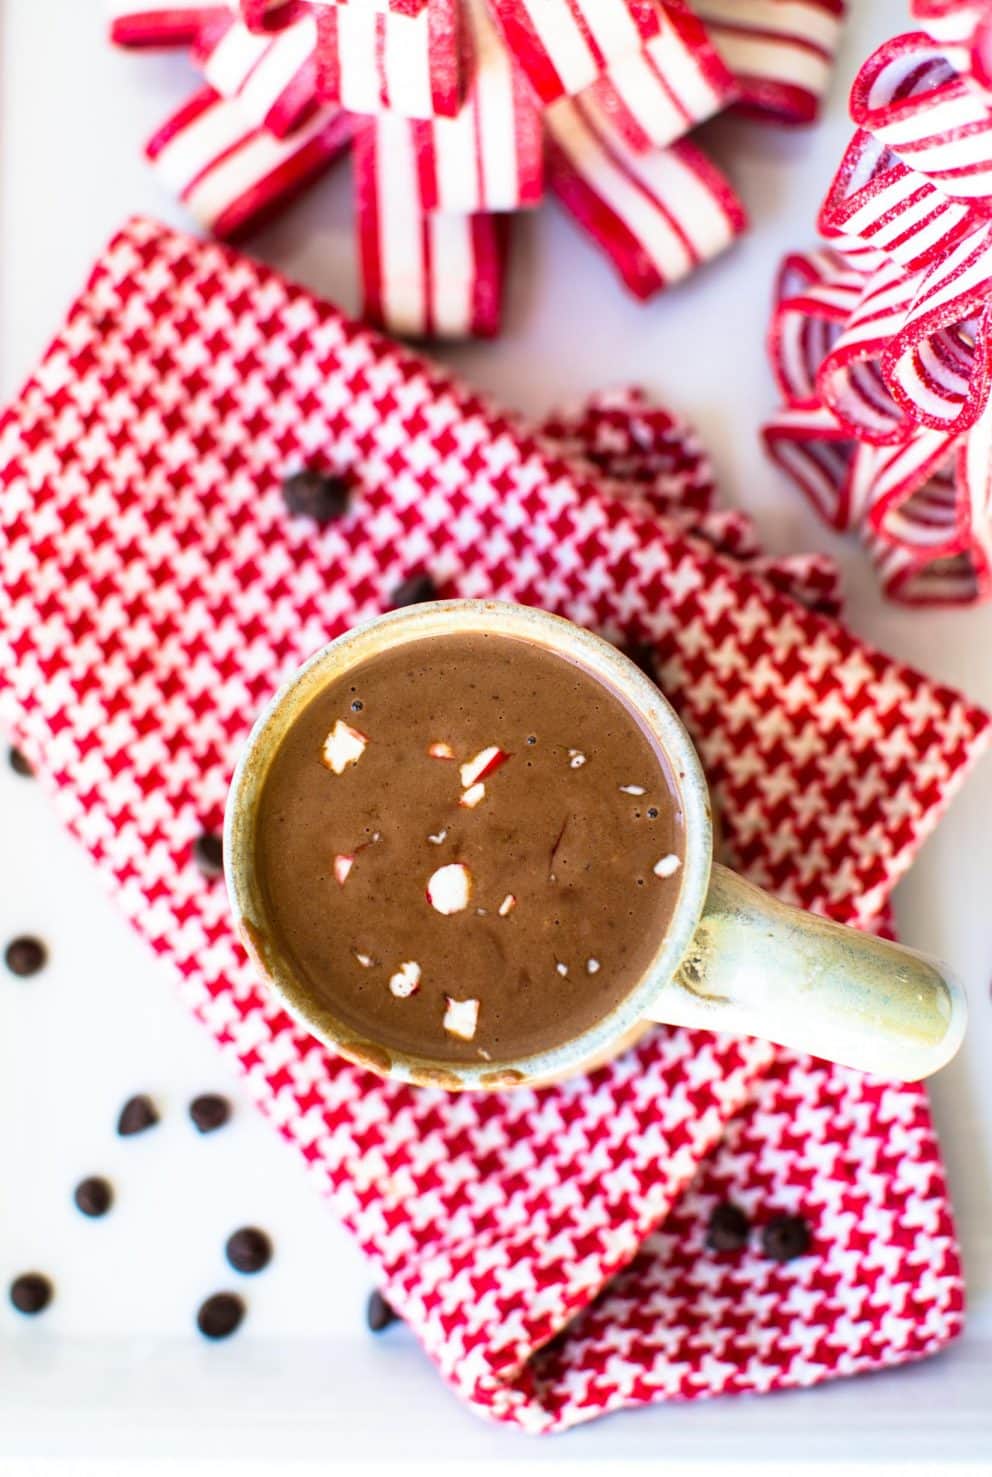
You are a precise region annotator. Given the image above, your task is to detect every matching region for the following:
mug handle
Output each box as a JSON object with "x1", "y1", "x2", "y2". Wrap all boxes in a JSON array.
[{"x1": 644, "y1": 864, "x2": 967, "y2": 1080}]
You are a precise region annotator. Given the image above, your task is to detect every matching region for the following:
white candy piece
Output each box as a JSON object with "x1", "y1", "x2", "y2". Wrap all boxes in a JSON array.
[
  {"x1": 321, "y1": 720, "x2": 368, "y2": 775},
  {"x1": 556, "y1": 961, "x2": 569, "y2": 977},
  {"x1": 333, "y1": 853, "x2": 354, "y2": 886},
  {"x1": 443, "y1": 995, "x2": 480, "y2": 1040},
  {"x1": 427, "y1": 828, "x2": 448, "y2": 845},
  {"x1": 389, "y1": 960, "x2": 422, "y2": 998},
  {"x1": 619, "y1": 784, "x2": 646, "y2": 795},
  {"x1": 428, "y1": 741, "x2": 454, "y2": 759},
  {"x1": 354, "y1": 951, "x2": 374, "y2": 969},
  {"x1": 460, "y1": 782, "x2": 486, "y2": 808},
  {"x1": 427, "y1": 862, "x2": 472, "y2": 914},
  {"x1": 460, "y1": 745, "x2": 506, "y2": 788},
  {"x1": 586, "y1": 958, "x2": 601, "y2": 974},
  {"x1": 568, "y1": 749, "x2": 587, "y2": 768},
  {"x1": 653, "y1": 854, "x2": 681, "y2": 878},
  {"x1": 498, "y1": 893, "x2": 516, "y2": 917}
]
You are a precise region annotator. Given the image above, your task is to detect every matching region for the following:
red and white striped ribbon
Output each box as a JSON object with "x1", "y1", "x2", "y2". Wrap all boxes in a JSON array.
[
  {"x1": 409, "y1": 0, "x2": 543, "y2": 212},
  {"x1": 354, "y1": 116, "x2": 507, "y2": 337},
  {"x1": 545, "y1": 99, "x2": 745, "y2": 300},
  {"x1": 881, "y1": 217, "x2": 992, "y2": 436},
  {"x1": 910, "y1": 1, "x2": 992, "y2": 97},
  {"x1": 146, "y1": 86, "x2": 352, "y2": 238},
  {"x1": 819, "y1": 130, "x2": 980, "y2": 274},
  {"x1": 691, "y1": 0, "x2": 844, "y2": 124},
  {"x1": 550, "y1": 0, "x2": 736, "y2": 156},
  {"x1": 236, "y1": 0, "x2": 307, "y2": 33},
  {"x1": 314, "y1": 0, "x2": 463, "y2": 118},
  {"x1": 487, "y1": 0, "x2": 668, "y2": 107},
  {"x1": 769, "y1": 247, "x2": 868, "y2": 406},
  {"x1": 849, "y1": 31, "x2": 992, "y2": 208},
  {"x1": 199, "y1": 13, "x2": 320, "y2": 136},
  {"x1": 815, "y1": 255, "x2": 924, "y2": 444},
  {"x1": 108, "y1": 0, "x2": 228, "y2": 46},
  {"x1": 762, "y1": 402, "x2": 859, "y2": 529}
]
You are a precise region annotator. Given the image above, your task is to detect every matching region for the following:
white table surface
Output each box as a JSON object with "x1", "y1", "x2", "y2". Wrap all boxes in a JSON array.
[{"x1": 2, "y1": 1, "x2": 991, "y2": 1470}]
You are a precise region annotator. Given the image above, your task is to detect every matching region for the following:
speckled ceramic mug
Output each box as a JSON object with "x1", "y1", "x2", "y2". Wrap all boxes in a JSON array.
[{"x1": 225, "y1": 601, "x2": 967, "y2": 1090}]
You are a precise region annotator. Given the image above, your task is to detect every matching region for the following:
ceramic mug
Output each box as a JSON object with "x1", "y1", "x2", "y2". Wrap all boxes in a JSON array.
[{"x1": 225, "y1": 600, "x2": 967, "y2": 1090}]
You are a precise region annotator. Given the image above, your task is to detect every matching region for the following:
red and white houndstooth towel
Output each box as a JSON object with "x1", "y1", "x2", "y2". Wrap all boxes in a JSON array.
[{"x1": 0, "y1": 218, "x2": 988, "y2": 1432}]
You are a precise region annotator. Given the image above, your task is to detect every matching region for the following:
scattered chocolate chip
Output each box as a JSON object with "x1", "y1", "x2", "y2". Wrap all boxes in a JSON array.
[
  {"x1": 4, "y1": 936, "x2": 47, "y2": 977},
  {"x1": 281, "y1": 468, "x2": 351, "y2": 525},
  {"x1": 366, "y1": 1290, "x2": 399, "y2": 1333},
  {"x1": 389, "y1": 572, "x2": 437, "y2": 609},
  {"x1": 706, "y1": 1202, "x2": 750, "y2": 1252},
  {"x1": 189, "y1": 1093, "x2": 231, "y2": 1134},
  {"x1": 74, "y1": 1176, "x2": 114, "y2": 1218},
  {"x1": 9, "y1": 1273, "x2": 53, "y2": 1316},
  {"x1": 196, "y1": 1292, "x2": 245, "y2": 1340},
  {"x1": 8, "y1": 746, "x2": 34, "y2": 778},
  {"x1": 225, "y1": 1227, "x2": 272, "y2": 1275},
  {"x1": 193, "y1": 832, "x2": 224, "y2": 879},
  {"x1": 761, "y1": 1214, "x2": 811, "y2": 1262},
  {"x1": 117, "y1": 1094, "x2": 159, "y2": 1137}
]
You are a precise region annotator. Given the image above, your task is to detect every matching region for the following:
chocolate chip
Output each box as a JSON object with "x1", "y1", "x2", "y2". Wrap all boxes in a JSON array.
[
  {"x1": 8, "y1": 746, "x2": 34, "y2": 778},
  {"x1": 196, "y1": 1292, "x2": 245, "y2": 1340},
  {"x1": 117, "y1": 1094, "x2": 159, "y2": 1137},
  {"x1": 621, "y1": 641, "x2": 659, "y2": 685},
  {"x1": 389, "y1": 573, "x2": 437, "y2": 609},
  {"x1": 4, "y1": 936, "x2": 47, "y2": 977},
  {"x1": 225, "y1": 1227, "x2": 272, "y2": 1275},
  {"x1": 74, "y1": 1176, "x2": 113, "y2": 1218},
  {"x1": 189, "y1": 1093, "x2": 231, "y2": 1134},
  {"x1": 706, "y1": 1202, "x2": 750, "y2": 1252},
  {"x1": 193, "y1": 832, "x2": 224, "y2": 878},
  {"x1": 761, "y1": 1214, "x2": 811, "y2": 1262},
  {"x1": 9, "y1": 1273, "x2": 53, "y2": 1315},
  {"x1": 281, "y1": 469, "x2": 351, "y2": 525},
  {"x1": 366, "y1": 1290, "x2": 399, "y2": 1333}
]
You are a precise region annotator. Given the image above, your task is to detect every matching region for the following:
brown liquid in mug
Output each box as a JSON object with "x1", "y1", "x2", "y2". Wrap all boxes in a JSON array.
[{"x1": 254, "y1": 632, "x2": 685, "y2": 1065}]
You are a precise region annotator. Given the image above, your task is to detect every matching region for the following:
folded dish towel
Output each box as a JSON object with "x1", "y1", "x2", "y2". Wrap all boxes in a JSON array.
[{"x1": 0, "y1": 217, "x2": 987, "y2": 1433}]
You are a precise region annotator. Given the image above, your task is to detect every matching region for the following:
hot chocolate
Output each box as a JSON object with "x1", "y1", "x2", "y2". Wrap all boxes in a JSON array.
[{"x1": 254, "y1": 631, "x2": 686, "y2": 1065}]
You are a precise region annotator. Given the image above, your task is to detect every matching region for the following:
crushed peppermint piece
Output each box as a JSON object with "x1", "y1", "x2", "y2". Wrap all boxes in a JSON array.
[
  {"x1": 427, "y1": 828, "x2": 448, "y2": 845},
  {"x1": 427, "y1": 863, "x2": 473, "y2": 915},
  {"x1": 568, "y1": 750, "x2": 587, "y2": 768},
  {"x1": 619, "y1": 784, "x2": 646, "y2": 795},
  {"x1": 460, "y1": 782, "x2": 486, "y2": 808},
  {"x1": 653, "y1": 854, "x2": 681, "y2": 878},
  {"x1": 443, "y1": 996, "x2": 480, "y2": 1040},
  {"x1": 459, "y1": 746, "x2": 508, "y2": 789},
  {"x1": 321, "y1": 720, "x2": 368, "y2": 775},
  {"x1": 586, "y1": 958, "x2": 601, "y2": 974},
  {"x1": 333, "y1": 854, "x2": 354, "y2": 886},
  {"x1": 428, "y1": 742, "x2": 454, "y2": 760},
  {"x1": 498, "y1": 894, "x2": 517, "y2": 917},
  {"x1": 389, "y1": 961, "x2": 421, "y2": 998},
  {"x1": 556, "y1": 961, "x2": 569, "y2": 977},
  {"x1": 354, "y1": 951, "x2": 374, "y2": 968}
]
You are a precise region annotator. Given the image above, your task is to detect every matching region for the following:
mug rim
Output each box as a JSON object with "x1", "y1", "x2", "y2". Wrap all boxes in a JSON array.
[{"x1": 224, "y1": 600, "x2": 714, "y2": 1089}]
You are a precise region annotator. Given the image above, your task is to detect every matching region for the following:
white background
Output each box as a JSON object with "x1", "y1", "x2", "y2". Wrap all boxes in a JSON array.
[{"x1": 1, "y1": 1, "x2": 991, "y2": 1469}]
